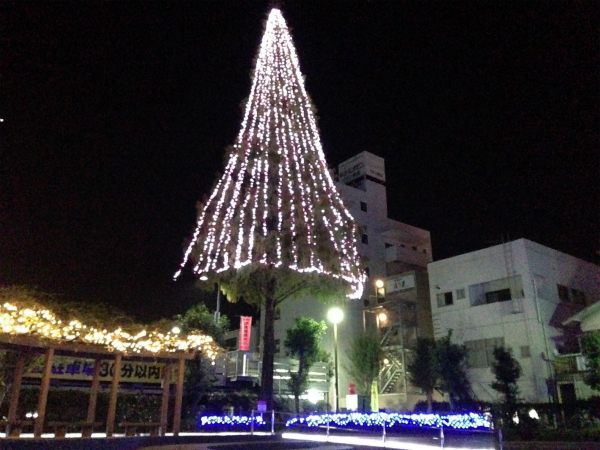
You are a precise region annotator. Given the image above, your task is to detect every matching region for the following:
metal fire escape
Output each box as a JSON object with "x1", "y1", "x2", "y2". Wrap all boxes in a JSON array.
[{"x1": 368, "y1": 282, "x2": 416, "y2": 397}]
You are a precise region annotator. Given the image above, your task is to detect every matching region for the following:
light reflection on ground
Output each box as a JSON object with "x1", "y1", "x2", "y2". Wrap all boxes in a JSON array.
[{"x1": 282, "y1": 431, "x2": 495, "y2": 450}]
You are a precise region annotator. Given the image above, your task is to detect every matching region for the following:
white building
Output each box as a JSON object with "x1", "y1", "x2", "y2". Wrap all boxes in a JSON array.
[{"x1": 427, "y1": 238, "x2": 600, "y2": 404}]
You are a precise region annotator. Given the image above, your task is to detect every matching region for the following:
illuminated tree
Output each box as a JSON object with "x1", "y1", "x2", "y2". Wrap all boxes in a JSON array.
[{"x1": 175, "y1": 8, "x2": 364, "y2": 410}]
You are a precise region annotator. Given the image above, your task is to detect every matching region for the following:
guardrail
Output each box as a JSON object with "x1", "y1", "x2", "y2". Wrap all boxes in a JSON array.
[{"x1": 284, "y1": 411, "x2": 500, "y2": 449}]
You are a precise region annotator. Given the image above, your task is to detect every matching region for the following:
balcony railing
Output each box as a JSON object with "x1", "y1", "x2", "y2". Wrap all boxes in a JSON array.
[
  {"x1": 554, "y1": 354, "x2": 588, "y2": 374},
  {"x1": 385, "y1": 245, "x2": 430, "y2": 267},
  {"x1": 224, "y1": 352, "x2": 329, "y2": 393}
]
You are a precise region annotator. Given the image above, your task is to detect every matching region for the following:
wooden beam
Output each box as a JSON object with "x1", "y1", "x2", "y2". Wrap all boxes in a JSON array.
[
  {"x1": 172, "y1": 356, "x2": 186, "y2": 436},
  {"x1": 160, "y1": 362, "x2": 172, "y2": 436},
  {"x1": 34, "y1": 346, "x2": 54, "y2": 437},
  {"x1": 105, "y1": 353, "x2": 122, "y2": 437},
  {"x1": 7, "y1": 353, "x2": 27, "y2": 422},
  {"x1": 86, "y1": 357, "x2": 102, "y2": 423}
]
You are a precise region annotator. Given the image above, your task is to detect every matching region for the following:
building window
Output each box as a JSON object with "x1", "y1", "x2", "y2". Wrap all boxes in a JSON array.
[
  {"x1": 469, "y1": 275, "x2": 523, "y2": 307},
  {"x1": 520, "y1": 345, "x2": 531, "y2": 358},
  {"x1": 362, "y1": 234, "x2": 369, "y2": 244},
  {"x1": 456, "y1": 289, "x2": 466, "y2": 300},
  {"x1": 437, "y1": 292, "x2": 453, "y2": 307},
  {"x1": 485, "y1": 288, "x2": 512, "y2": 304},
  {"x1": 465, "y1": 337, "x2": 505, "y2": 368},
  {"x1": 557, "y1": 284, "x2": 570, "y2": 302},
  {"x1": 360, "y1": 201, "x2": 367, "y2": 212}
]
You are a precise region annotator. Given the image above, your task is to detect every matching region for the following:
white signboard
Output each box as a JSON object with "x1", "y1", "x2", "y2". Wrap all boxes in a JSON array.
[
  {"x1": 338, "y1": 152, "x2": 385, "y2": 184},
  {"x1": 386, "y1": 273, "x2": 415, "y2": 293}
]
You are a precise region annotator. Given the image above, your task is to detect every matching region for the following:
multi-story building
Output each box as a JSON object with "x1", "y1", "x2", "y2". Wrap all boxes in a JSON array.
[{"x1": 427, "y1": 239, "x2": 600, "y2": 404}]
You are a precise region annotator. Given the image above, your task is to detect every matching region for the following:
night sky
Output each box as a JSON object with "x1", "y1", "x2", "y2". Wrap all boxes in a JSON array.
[{"x1": 2, "y1": 1, "x2": 598, "y2": 322}]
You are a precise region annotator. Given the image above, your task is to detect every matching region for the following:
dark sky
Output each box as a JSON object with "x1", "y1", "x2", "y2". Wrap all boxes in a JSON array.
[{"x1": 2, "y1": 1, "x2": 598, "y2": 321}]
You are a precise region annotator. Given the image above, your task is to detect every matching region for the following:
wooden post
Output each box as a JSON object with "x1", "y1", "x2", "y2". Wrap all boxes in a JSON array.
[
  {"x1": 172, "y1": 356, "x2": 185, "y2": 436},
  {"x1": 34, "y1": 347, "x2": 54, "y2": 438},
  {"x1": 8, "y1": 353, "x2": 27, "y2": 423},
  {"x1": 105, "y1": 353, "x2": 122, "y2": 437},
  {"x1": 86, "y1": 357, "x2": 102, "y2": 423},
  {"x1": 160, "y1": 362, "x2": 172, "y2": 436}
]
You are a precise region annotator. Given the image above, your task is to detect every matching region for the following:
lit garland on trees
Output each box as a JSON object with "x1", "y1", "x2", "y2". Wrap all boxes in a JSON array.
[
  {"x1": 175, "y1": 8, "x2": 365, "y2": 299},
  {"x1": 199, "y1": 415, "x2": 265, "y2": 428},
  {"x1": 285, "y1": 412, "x2": 492, "y2": 431},
  {"x1": 0, "y1": 302, "x2": 220, "y2": 358}
]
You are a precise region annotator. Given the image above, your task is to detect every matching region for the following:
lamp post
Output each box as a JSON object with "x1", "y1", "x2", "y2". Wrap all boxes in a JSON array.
[{"x1": 327, "y1": 307, "x2": 344, "y2": 413}]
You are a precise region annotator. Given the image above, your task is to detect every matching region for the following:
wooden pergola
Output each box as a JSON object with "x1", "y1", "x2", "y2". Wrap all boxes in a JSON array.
[{"x1": 0, "y1": 334, "x2": 198, "y2": 438}]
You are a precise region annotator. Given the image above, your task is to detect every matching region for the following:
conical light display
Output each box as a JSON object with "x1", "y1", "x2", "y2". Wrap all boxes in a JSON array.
[{"x1": 176, "y1": 9, "x2": 364, "y2": 299}]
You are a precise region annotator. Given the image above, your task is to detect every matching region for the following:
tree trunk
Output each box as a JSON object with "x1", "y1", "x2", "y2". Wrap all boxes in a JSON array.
[
  {"x1": 0, "y1": 384, "x2": 8, "y2": 410},
  {"x1": 448, "y1": 392, "x2": 455, "y2": 411},
  {"x1": 295, "y1": 356, "x2": 305, "y2": 415},
  {"x1": 294, "y1": 384, "x2": 300, "y2": 415},
  {"x1": 426, "y1": 389, "x2": 433, "y2": 412},
  {"x1": 260, "y1": 277, "x2": 277, "y2": 411}
]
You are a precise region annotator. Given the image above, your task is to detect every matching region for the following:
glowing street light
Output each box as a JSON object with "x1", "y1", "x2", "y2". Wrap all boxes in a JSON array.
[
  {"x1": 375, "y1": 279, "x2": 385, "y2": 303},
  {"x1": 327, "y1": 307, "x2": 344, "y2": 412}
]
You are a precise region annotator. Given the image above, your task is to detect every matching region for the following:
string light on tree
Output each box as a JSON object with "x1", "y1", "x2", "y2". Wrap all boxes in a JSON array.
[
  {"x1": 175, "y1": 8, "x2": 364, "y2": 298},
  {"x1": 0, "y1": 302, "x2": 220, "y2": 358},
  {"x1": 175, "y1": 7, "x2": 365, "y2": 412},
  {"x1": 286, "y1": 412, "x2": 492, "y2": 431}
]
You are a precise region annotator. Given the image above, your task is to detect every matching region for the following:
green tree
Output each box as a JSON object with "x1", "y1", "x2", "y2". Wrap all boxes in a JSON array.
[
  {"x1": 436, "y1": 332, "x2": 472, "y2": 410},
  {"x1": 284, "y1": 317, "x2": 327, "y2": 414},
  {"x1": 345, "y1": 333, "x2": 383, "y2": 398},
  {"x1": 490, "y1": 346, "x2": 521, "y2": 409},
  {"x1": 581, "y1": 331, "x2": 600, "y2": 391},
  {"x1": 175, "y1": 303, "x2": 230, "y2": 424},
  {"x1": 175, "y1": 302, "x2": 230, "y2": 347},
  {"x1": 407, "y1": 337, "x2": 438, "y2": 412},
  {"x1": 174, "y1": 9, "x2": 364, "y2": 411}
]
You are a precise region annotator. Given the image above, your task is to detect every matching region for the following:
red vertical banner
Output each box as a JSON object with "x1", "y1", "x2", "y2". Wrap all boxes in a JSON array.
[{"x1": 239, "y1": 316, "x2": 252, "y2": 351}]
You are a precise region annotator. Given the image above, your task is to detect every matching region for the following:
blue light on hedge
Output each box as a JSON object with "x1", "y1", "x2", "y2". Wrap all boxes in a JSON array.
[
  {"x1": 286, "y1": 412, "x2": 491, "y2": 430},
  {"x1": 199, "y1": 415, "x2": 266, "y2": 427}
]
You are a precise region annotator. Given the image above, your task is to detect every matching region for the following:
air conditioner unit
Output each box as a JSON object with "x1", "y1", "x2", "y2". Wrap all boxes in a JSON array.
[{"x1": 576, "y1": 355, "x2": 589, "y2": 371}]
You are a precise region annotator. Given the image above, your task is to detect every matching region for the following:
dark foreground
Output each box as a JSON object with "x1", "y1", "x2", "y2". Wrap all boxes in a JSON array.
[{"x1": 0, "y1": 435, "x2": 352, "y2": 450}]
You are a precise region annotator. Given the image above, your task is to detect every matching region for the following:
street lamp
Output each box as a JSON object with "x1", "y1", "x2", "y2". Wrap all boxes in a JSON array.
[
  {"x1": 375, "y1": 279, "x2": 385, "y2": 303},
  {"x1": 362, "y1": 278, "x2": 387, "y2": 331},
  {"x1": 327, "y1": 307, "x2": 344, "y2": 412}
]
